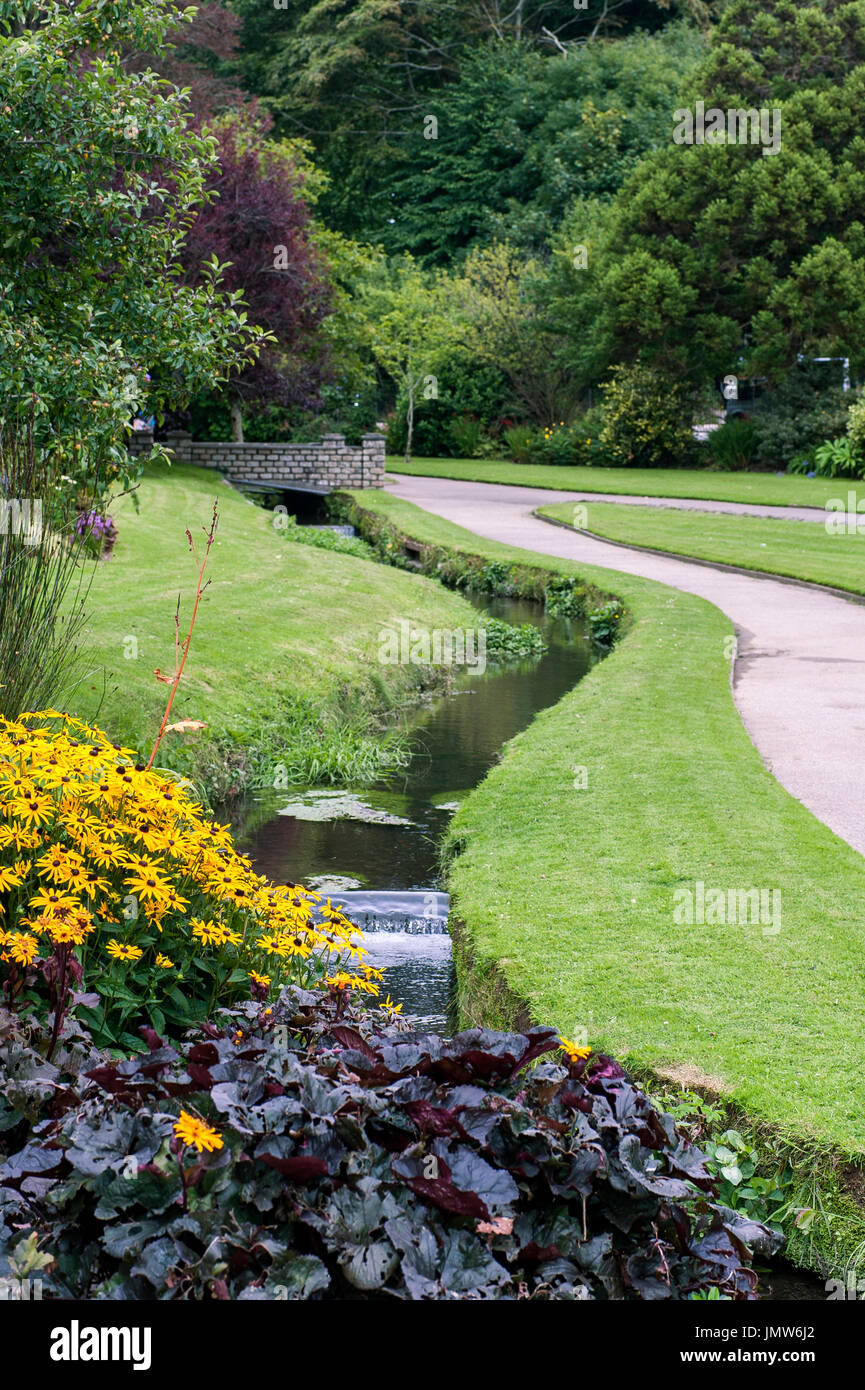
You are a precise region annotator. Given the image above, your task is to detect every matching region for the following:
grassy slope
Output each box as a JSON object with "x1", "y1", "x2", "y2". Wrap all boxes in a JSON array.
[
  {"x1": 387, "y1": 456, "x2": 861, "y2": 510},
  {"x1": 540, "y1": 500, "x2": 865, "y2": 595},
  {"x1": 68, "y1": 461, "x2": 488, "y2": 792},
  {"x1": 350, "y1": 490, "x2": 865, "y2": 1157}
]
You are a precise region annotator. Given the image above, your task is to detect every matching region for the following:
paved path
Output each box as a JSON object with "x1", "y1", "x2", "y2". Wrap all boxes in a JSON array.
[{"x1": 386, "y1": 473, "x2": 865, "y2": 858}]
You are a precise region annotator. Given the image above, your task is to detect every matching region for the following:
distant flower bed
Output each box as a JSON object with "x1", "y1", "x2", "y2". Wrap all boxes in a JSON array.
[{"x1": 0, "y1": 712, "x2": 367, "y2": 1050}]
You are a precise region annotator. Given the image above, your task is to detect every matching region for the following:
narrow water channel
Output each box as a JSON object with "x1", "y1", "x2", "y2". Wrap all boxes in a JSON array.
[
  {"x1": 229, "y1": 592, "x2": 593, "y2": 1030},
  {"x1": 227, "y1": 577, "x2": 824, "y2": 1302}
]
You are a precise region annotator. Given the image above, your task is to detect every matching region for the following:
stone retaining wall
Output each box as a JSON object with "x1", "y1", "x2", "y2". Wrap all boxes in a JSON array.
[{"x1": 128, "y1": 430, "x2": 385, "y2": 490}]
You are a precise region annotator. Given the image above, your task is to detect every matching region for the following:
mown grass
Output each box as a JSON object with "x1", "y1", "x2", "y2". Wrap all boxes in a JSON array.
[
  {"x1": 539, "y1": 499, "x2": 865, "y2": 595},
  {"x1": 387, "y1": 455, "x2": 861, "y2": 510},
  {"x1": 349, "y1": 490, "x2": 865, "y2": 1169},
  {"x1": 65, "y1": 460, "x2": 491, "y2": 799}
]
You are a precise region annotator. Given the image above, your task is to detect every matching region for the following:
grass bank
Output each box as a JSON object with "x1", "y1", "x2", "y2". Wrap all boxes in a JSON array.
[
  {"x1": 67, "y1": 460, "x2": 495, "y2": 801},
  {"x1": 346, "y1": 488, "x2": 865, "y2": 1274},
  {"x1": 387, "y1": 456, "x2": 860, "y2": 510},
  {"x1": 539, "y1": 500, "x2": 865, "y2": 596}
]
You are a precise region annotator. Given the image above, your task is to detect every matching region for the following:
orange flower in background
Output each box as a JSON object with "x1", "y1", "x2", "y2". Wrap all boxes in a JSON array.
[
  {"x1": 2, "y1": 931, "x2": 39, "y2": 966},
  {"x1": 559, "y1": 1036, "x2": 592, "y2": 1063},
  {"x1": 173, "y1": 1110, "x2": 223, "y2": 1154}
]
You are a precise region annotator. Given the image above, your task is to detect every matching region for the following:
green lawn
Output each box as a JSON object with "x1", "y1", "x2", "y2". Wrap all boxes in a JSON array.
[
  {"x1": 539, "y1": 499, "x2": 865, "y2": 595},
  {"x1": 349, "y1": 490, "x2": 865, "y2": 1169},
  {"x1": 388, "y1": 455, "x2": 862, "y2": 510},
  {"x1": 68, "y1": 461, "x2": 489, "y2": 798}
]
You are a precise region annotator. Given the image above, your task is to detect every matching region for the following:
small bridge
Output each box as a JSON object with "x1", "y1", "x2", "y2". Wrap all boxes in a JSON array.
[{"x1": 129, "y1": 430, "x2": 386, "y2": 492}]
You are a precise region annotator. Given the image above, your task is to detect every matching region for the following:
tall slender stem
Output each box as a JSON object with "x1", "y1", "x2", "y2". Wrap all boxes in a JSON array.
[{"x1": 147, "y1": 502, "x2": 218, "y2": 770}]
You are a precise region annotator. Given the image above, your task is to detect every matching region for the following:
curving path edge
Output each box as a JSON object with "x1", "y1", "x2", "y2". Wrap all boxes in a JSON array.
[{"x1": 385, "y1": 473, "x2": 865, "y2": 859}]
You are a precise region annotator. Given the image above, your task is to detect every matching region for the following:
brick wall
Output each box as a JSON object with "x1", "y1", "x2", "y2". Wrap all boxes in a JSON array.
[{"x1": 128, "y1": 430, "x2": 385, "y2": 490}]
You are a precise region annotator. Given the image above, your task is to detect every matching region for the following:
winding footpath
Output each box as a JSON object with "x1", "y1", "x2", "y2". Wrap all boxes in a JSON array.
[{"x1": 385, "y1": 473, "x2": 865, "y2": 859}]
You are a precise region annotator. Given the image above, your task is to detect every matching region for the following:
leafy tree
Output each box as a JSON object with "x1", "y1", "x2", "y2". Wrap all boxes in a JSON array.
[
  {"x1": 228, "y1": 0, "x2": 708, "y2": 246},
  {"x1": 445, "y1": 243, "x2": 578, "y2": 425},
  {"x1": 177, "y1": 112, "x2": 334, "y2": 441},
  {"x1": 0, "y1": 0, "x2": 267, "y2": 487},
  {"x1": 363, "y1": 259, "x2": 448, "y2": 461},
  {"x1": 592, "y1": 0, "x2": 865, "y2": 385},
  {"x1": 543, "y1": 196, "x2": 619, "y2": 399},
  {"x1": 379, "y1": 25, "x2": 706, "y2": 263}
]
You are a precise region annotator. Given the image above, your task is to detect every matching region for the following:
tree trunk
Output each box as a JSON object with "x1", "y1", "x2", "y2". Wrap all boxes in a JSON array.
[
  {"x1": 404, "y1": 383, "x2": 414, "y2": 465},
  {"x1": 230, "y1": 402, "x2": 244, "y2": 443}
]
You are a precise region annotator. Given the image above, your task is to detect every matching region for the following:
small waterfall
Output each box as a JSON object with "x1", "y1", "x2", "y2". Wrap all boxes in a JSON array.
[{"x1": 326, "y1": 889, "x2": 450, "y2": 935}]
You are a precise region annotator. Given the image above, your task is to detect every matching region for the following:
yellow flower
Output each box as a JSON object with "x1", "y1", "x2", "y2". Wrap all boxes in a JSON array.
[
  {"x1": 155, "y1": 953, "x2": 175, "y2": 968},
  {"x1": 559, "y1": 1036, "x2": 592, "y2": 1062},
  {"x1": 0, "y1": 863, "x2": 25, "y2": 891},
  {"x1": 44, "y1": 919, "x2": 90, "y2": 947},
  {"x1": 9, "y1": 790, "x2": 54, "y2": 826},
  {"x1": 249, "y1": 970, "x2": 271, "y2": 987},
  {"x1": 4, "y1": 931, "x2": 39, "y2": 966},
  {"x1": 326, "y1": 971, "x2": 379, "y2": 997},
  {"x1": 123, "y1": 863, "x2": 173, "y2": 905},
  {"x1": 191, "y1": 918, "x2": 241, "y2": 947},
  {"x1": 173, "y1": 1110, "x2": 223, "y2": 1153},
  {"x1": 326, "y1": 971, "x2": 353, "y2": 990},
  {"x1": 27, "y1": 886, "x2": 81, "y2": 914},
  {"x1": 382, "y1": 994, "x2": 403, "y2": 1015},
  {"x1": 106, "y1": 939, "x2": 143, "y2": 962},
  {"x1": 36, "y1": 847, "x2": 81, "y2": 884}
]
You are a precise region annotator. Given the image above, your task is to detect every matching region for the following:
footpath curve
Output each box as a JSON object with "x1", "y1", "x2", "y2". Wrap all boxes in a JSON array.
[{"x1": 385, "y1": 473, "x2": 865, "y2": 859}]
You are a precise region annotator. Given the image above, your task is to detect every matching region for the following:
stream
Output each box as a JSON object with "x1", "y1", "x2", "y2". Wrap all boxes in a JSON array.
[{"x1": 230, "y1": 591, "x2": 592, "y2": 1031}]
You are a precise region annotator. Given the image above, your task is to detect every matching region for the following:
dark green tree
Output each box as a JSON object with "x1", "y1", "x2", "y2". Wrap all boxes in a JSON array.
[
  {"x1": 227, "y1": 0, "x2": 708, "y2": 245},
  {"x1": 590, "y1": 0, "x2": 865, "y2": 384}
]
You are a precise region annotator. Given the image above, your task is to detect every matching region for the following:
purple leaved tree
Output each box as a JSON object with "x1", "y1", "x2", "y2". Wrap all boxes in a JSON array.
[{"x1": 179, "y1": 111, "x2": 334, "y2": 440}]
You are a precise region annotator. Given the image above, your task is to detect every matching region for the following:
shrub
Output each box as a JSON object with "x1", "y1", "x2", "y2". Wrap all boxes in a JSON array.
[
  {"x1": 598, "y1": 365, "x2": 697, "y2": 468},
  {"x1": 545, "y1": 575, "x2": 590, "y2": 619},
  {"x1": 751, "y1": 374, "x2": 853, "y2": 472},
  {"x1": 813, "y1": 438, "x2": 862, "y2": 478},
  {"x1": 387, "y1": 358, "x2": 512, "y2": 458},
  {"x1": 587, "y1": 600, "x2": 626, "y2": 650},
  {"x1": 0, "y1": 992, "x2": 778, "y2": 1300},
  {"x1": 501, "y1": 421, "x2": 594, "y2": 467},
  {"x1": 705, "y1": 417, "x2": 759, "y2": 472},
  {"x1": 0, "y1": 712, "x2": 364, "y2": 1051},
  {"x1": 447, "y1": 413, "x2": 485, "y2": 458},
  {"x1": 845, "y1": 395, "x2": 865, "y2": 473},
  {"x1": 787, "y1": 437, "x2": 863, "y2": 479}
]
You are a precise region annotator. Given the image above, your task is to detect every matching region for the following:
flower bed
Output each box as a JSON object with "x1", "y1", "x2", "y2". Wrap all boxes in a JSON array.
[
  {"x1": 0, "y1": 712, "x2": 363, "y2": 1050},
  {"x1": 0, "y1": 989, "x2": 777, "y2": 1301}
]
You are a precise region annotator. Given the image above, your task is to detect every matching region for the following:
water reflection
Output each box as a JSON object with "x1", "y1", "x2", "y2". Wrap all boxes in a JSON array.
[{"x1": 232, "y1": 596, "x2": 593, "y2": 1027}]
